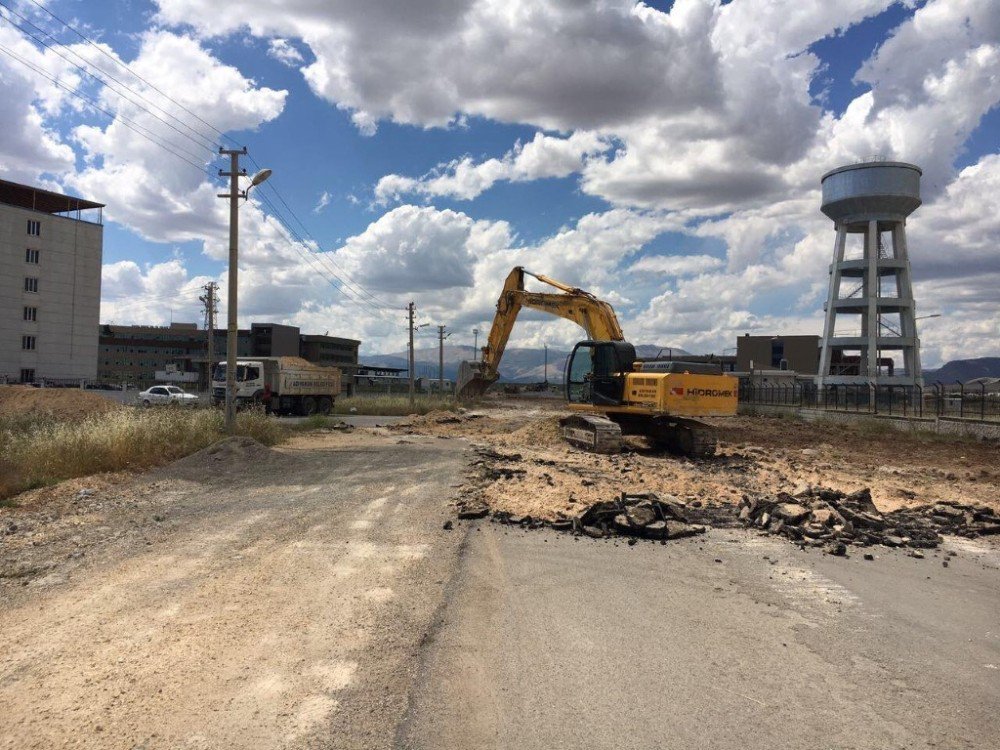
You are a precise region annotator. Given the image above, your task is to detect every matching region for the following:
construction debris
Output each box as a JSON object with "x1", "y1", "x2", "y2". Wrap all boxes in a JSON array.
[
  {"x1": 737, "y1": 486, "x2": 1000, "y2": 550},
  {"x1": 491, "y1": 492, "x2": 708, "y2": 541}
]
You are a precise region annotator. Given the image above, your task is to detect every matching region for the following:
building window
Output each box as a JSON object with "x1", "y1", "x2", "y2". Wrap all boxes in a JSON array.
[
  {"x1": 21, "y1": 335, "x2": 36, "y2": 350},
  {"x1": 25, "y1": 248, "x2": 40, "y2": 264},
  {"x1": 23, "y1": 306, "x2": 37, "y2": 322},
  {"x1": 19, "y1": 368, "x2": 34, "y2": 383},
  {"x1": 27, "y1": 220, "x2": 40, "y2": 236},
  {"x1": 24, "y1": 277, "x2": 38, "y2": 293}
]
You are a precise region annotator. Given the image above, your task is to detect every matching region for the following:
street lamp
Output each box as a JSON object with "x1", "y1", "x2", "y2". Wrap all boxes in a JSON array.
[
  {"x1": 473, "y1": 328, "x2": 481, "y2": 361},
  {"x1": 916, "y1": 313, "x2": 942, "y2": 321},
  {"x1": 219, "y1": 148, "x2": 272, "y2": 431}
]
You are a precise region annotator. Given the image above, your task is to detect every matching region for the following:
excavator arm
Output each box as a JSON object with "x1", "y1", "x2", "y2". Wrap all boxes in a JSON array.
[{"x1": 456, "y1": 267, "x2": 624, "y2": 398}]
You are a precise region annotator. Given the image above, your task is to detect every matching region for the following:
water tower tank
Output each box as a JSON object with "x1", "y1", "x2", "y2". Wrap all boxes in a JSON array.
[
  {"x1": 821, "y1": 162, "x2": 922, "y2": 225},
  {"x1": 816, "y1": 161, "x2": 925, "y2": 389}
]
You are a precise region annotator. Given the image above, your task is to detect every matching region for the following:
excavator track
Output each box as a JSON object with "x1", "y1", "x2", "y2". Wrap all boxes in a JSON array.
[
  {"x1": 649, "y1": 417, "x2": 717, "y2": 458},
  {"x1": 559, "y1": 414, "x2": 623, "y2": 454}
]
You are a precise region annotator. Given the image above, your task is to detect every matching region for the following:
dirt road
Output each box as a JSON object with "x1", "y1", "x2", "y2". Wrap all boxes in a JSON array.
[{"x1": 0, "y1": 431, "x2": 468, "y2": 750}]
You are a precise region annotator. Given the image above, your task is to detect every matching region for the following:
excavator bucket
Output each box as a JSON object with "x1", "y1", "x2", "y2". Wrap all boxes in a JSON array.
[{"x1": 456, "y1": 360, "x2": 497, "y2": 399}]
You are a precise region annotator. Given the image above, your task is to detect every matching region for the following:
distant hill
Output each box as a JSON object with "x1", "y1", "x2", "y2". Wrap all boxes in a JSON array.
[
  {"x1": 363, "y1": 343, "x2": 691, "y2": 383},
  {"x1": 922, "y1": 357, "x2": 1000, "y2": 384}
]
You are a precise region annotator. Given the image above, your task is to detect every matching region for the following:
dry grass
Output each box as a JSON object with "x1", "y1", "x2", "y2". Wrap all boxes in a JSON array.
[
  {"x1": 0, "y1": 407, "x2": 285, "y2": 501},
  {"x1": 332, "y1": 394, "x2": 462, "y2": 416}
]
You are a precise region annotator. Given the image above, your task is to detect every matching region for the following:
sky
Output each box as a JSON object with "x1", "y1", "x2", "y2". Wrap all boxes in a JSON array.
[{"x1": 0, "y1": 0, "x2": 997, "y2": 365}]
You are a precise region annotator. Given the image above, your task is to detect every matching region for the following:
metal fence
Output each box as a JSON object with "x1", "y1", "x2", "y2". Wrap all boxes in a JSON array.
[{"x1": 739, "y1": 381, "x2": 1000, "y2": 422}]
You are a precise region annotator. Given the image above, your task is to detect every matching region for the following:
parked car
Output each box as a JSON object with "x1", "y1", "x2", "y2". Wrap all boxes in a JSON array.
[{"x1": 138, "y1": 385, "x2": 200, "y2": 408}]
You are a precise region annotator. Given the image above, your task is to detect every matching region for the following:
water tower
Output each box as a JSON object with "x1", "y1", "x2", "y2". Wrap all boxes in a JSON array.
[{"x1": 816, "y1": 161, "x2": 924, "y2": 388}]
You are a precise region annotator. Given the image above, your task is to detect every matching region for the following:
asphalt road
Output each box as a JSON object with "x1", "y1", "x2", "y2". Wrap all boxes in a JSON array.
[{"x1": 401, "y1": 523, "x2": 1000, "y2": 750}]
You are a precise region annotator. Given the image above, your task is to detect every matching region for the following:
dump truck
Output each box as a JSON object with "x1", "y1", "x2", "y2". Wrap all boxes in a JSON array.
[
  {"x1": 456, "y1": 267, "x2": 738, "y2": 457},
  {"x1": 211, "y1": 356, "x2": 341, "y2": 416}
]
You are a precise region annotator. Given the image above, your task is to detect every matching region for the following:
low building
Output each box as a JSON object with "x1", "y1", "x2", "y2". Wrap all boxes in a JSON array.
[
  {"x1": 97, "y1": 321, "x2": 361, "y2": 390},
  {"x1": 299, "y1": 334, "x2": 360, "y2": 373},
  {"x1": 0, "y1": 179, "x2": 104, "y2": 384},
  {"x1": 736, "y1": 334, "x2": 820, "y2": 375},
  {"x1": 97, "y1": 322, "x2": 249, "y2": 389}
]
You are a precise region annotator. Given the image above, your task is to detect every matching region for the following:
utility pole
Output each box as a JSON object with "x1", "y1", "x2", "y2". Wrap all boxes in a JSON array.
[
  {"x1": 218, "y1": 147, "x2": 247, "y2": 431},
  {"x1": 437, "y1": 324, "x2": 450, "y2": 393},
  {"x1": 408, "y1": 302, "x2": 416, "y2": 407},
  {"x1": 215, "y1": 153, "x2": 271, "y2": 428},
  {"x1": 544, "y1": 343, "x2": 548, "y2": 385},
  {"x1": 199, "y1": 281, "x2": 218, "y2": 391},
  {"x1": 473, "y1": 328, "x2": 480, "y2": 362}
]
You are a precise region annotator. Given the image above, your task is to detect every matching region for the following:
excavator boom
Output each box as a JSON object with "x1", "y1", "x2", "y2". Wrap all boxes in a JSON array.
[{"x1": 456, "y1": 267, "x2": 623, "y2": 398}]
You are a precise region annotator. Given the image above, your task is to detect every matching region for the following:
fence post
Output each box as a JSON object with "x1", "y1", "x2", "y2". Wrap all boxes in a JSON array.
[
  {"x1": 887, "y1": 384, "x2": 892, "y2": 415},
  {"x1": 916, "y1": 385, "x2": 922, "y2": 418},
  {"x1": 871, "y1": 383, "x2": 878, "y2": 415},
  {"x1": 981, "y1": 382, "x2": 987, "y2": 422},
  {"x1": 956, "y1": 380, "x2": 964, "y2": 419},
  {"x1": 935, "y1": 382, "x2": 943, "y2": 417}
]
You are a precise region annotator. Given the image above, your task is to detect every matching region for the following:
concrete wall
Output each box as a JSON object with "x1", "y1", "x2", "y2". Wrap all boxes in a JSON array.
[
  {"x1": 0, "y1": 204, "x2": 102, "y2": 381},
  {"x1": 738, "y1": 402, "x2": 1000, "y2": 441}
]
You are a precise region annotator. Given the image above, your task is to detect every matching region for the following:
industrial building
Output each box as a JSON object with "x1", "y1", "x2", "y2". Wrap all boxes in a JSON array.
[
  {"x1": 736, "y1": 335, "x2": 820, "y2": 375},
  {"x1": 0, "y1": 179, "x2": 104, "y2": 384},
  {"x1": 97, "y1": 321, "x2": 360, "y2": 389}
]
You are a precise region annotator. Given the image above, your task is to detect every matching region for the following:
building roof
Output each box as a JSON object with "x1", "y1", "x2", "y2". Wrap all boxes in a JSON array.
[
  {"x1": 0, "y1": 179, "x2": 104, "y2": 213},
  {"x1": 301, "y1": 334, "x2": 361, "y2": 345}
]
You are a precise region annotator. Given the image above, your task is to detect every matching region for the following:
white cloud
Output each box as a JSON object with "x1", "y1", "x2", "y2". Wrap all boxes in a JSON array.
[
  {"x1": 628, "y1": 254, "x2": 724, "y2": 277},
  {"x1": 267, "y1": 38, "x2": 304, "y2": 67},
  {"x1": 333, "y1": 204, "x2": 510, "y2": 293},
  {"x1": 313, "y1": 190, "x2": 331, "y2": 213},
  {"x1": 375, "y1": 131, "x2": 608, "y2": 203}
]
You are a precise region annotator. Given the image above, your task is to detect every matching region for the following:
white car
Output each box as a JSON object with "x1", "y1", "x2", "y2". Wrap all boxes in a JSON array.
[{"x1": 138, "y1": 385, "x2": 200, "y2": 408}]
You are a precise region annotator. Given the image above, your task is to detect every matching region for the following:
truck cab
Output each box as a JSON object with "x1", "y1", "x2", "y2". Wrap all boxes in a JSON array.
[{"x1": 212, "y1": 360, "x2": 266, "y2": 406}]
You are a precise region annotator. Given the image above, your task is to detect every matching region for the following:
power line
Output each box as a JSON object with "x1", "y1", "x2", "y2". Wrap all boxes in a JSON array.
[
  {"x1": 246, "y1": 154, "x2": 395, "y2": 311},
  {"x1": 250, "y1": 187, "x2": 402, "y2": 323},
  {"x1": 22, "y1": 0, "x2": 227, "y2": 143},
  {"x1": 7, "y1": 0, "x2": 406, "y2": 332},
  {"x1": 0, "y1": 3, "x2": 218, "y2": 157},
  {"x1": 0, "y1": 43, "x2": 216, "y2": 178}
]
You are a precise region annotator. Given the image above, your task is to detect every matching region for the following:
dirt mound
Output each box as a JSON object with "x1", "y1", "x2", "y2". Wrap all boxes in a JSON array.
[
  {"x1": 0, "y1": 386, "x2": 121, "y2": 421},
  {"x1": 169, "y1": 436, "x2": 276, "y2": 471},
  {"x1": 498, "y1": 414, "x2": 564, "y2": 449}
]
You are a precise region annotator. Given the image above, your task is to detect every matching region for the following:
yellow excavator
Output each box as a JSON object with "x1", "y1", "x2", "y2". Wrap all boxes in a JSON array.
[{"x1": 456, "y1": 267, "x2": 738, "y2": 457}]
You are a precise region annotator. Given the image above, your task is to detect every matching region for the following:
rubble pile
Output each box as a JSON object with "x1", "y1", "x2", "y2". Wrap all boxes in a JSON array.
[
  {"x1": 738, "y1": 486, "x2": 1000, "y2": 552},
  {"x1": 495, "y1": 492, "x2": 708, "y2": 541}
]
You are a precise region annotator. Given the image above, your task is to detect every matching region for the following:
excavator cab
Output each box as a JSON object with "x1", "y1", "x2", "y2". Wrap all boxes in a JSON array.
[{"x1": 565, "y1": 340, "x2": 636, "y2": 406}]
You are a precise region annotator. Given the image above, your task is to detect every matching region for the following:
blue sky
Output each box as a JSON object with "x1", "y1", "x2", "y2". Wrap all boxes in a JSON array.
[{"x1": 0, "y1": 0, "x2": 997, "y2": 364}]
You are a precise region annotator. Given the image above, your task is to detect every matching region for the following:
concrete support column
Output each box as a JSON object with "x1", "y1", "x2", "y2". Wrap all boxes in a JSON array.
[{"x1": 865, "y1": 220, "x2": 879, "y2": 378}]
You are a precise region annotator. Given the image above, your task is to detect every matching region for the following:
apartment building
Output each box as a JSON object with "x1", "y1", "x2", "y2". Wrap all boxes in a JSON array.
[{"x1": 0, "y1": 180, "x2": 104, "y2": 383}]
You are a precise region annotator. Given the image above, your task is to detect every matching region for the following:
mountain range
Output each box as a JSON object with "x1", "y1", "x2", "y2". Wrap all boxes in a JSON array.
[
  {"x1": 363, "y1": 344, "x2": 691, "y2": 383},
  {"x1": 922, "y1": 357, "x2": 1000, "y2": 383}
]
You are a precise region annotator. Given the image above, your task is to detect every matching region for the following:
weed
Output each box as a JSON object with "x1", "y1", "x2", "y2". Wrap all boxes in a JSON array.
[
  {"x1": 0, "y1": 406, "x2": 286, "y2": 501},
  {"x1": 332, "y1": 394, "x2": 462, "y2": 416}
]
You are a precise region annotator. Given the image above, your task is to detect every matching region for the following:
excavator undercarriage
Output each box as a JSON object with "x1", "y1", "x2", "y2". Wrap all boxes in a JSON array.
[{"x1": 559, "y1": 414, "x2": 719, "y2": 458}]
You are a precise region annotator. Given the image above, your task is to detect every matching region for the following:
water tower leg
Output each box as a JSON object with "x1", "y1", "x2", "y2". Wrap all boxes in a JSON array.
[
  {"x1": 865, "y1": 219, "x2": 879, "y2": 378},
  {"x1": 817, "y1": 224, "x2": 846, "y2": 386}
]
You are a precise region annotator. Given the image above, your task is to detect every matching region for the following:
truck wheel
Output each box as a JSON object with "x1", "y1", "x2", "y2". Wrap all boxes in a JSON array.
[
  {"x1": 318, "y1": 397, "x2": 332, "y2": 415},
  {"x1": 301, "y1": 396, "x2": 317, "y2": 416}
]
